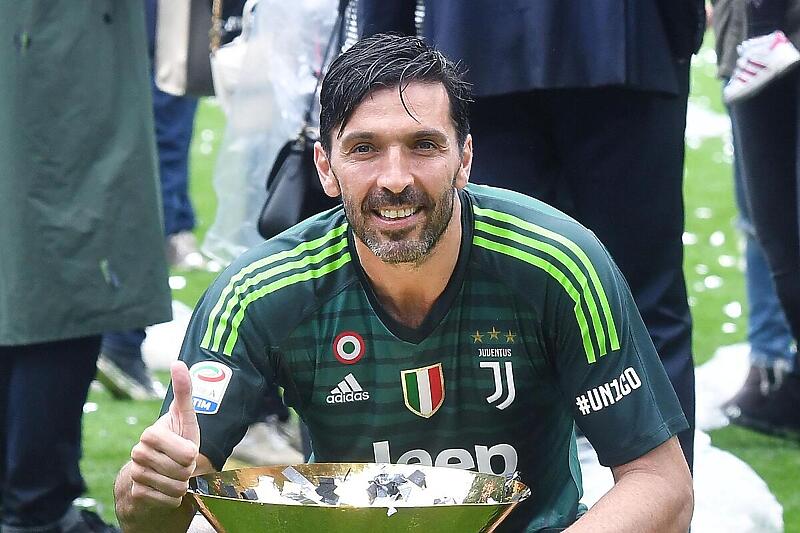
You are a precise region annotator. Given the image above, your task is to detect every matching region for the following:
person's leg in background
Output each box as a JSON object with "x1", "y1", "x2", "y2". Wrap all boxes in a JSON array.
[
  {"x1": 0, "y1": 349, "x2": 9, "y2": 515},
  {"x1": 725, "y1": 101, "x2": 796, "y2": 413},
  {"x1": 747, "y1": 0, "x2": 788, "y2": 36},
  {"x1": 469, "y1": 82, "x2": 695, "y2": 469},
  {"x1": 550, "y1": 67, "x2": 695, "y2": 469},
  {"x1": 154, "y1": 88, "x2": 201, "y2": 269},
  {"x1": 729, "y1": 68, "x2": 800, "y2": 437},
  {"x1": 96, "y1": 330, "x2": 164, "y2": 401},
  {"x1": 146, "y1": 0, "x2": 203, "y2": 269},
  {"x1": 1, "y1": 336, "x2": 117, "y2": 532},
  {"x1": 229, "y1": 386, "x2": 306, "y2": 466}
]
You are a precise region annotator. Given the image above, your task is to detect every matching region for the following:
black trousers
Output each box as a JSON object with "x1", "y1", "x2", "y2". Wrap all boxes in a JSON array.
[
  {"x1": 469, "y1": 67, "x2": 695, "y2": 469},
  {"x1": 731, "y1": 68, "x2": 800, "y2": 350},
  {"x1": 0, "y1": 336, "x2": 100, "y2": 530}
]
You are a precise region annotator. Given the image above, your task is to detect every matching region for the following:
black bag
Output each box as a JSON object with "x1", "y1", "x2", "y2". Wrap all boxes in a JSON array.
[
  {"x1": 256, "y1": 2, "x2": 348, "y2": 240},
  {"x1": 256, "y1": 129, "x2": 338, "y2": 239}
]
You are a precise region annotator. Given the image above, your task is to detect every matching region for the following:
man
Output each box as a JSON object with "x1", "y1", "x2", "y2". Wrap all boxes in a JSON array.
[
  {"x1": 0, "y1": 2, "x2": 172, "y2": 532},
  {"x1": 115, "y1": 34, "x2": 693, "y2": 532},
  {"x1": 359, "y1": 0, "x2": 704, "y2": 468}
]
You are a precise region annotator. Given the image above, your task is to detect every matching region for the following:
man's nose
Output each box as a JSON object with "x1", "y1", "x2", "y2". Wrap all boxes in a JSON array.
[{"x1": 376, "y1": 146, "x2": 414, "y2": 194}]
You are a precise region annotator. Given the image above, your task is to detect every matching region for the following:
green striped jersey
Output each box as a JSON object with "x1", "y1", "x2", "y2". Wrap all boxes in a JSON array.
[{"x1": 169, "y1": 184, "x2": 687, "y2": 532}]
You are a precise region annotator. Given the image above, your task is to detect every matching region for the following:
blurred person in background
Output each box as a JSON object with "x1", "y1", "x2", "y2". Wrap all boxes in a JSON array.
[
  {"x1": 96, "y1": 0, "x2": 247, "y2": 402},
  {"x1": 359, "y1": 0, "x2": 705, "y2": 468},
  {"x1": 0, "y1": 2, "x2": 172, "y2": 532},
  {"x1": 711, "y1": 0, "x2": 798, "y2": 431},
  {"x1": 725, "y1": 0, "x2": 800, "y2": 438}
]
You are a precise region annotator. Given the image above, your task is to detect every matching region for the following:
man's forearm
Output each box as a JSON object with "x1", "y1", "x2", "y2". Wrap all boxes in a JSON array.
[
  {"x1": 566, "y1": 467, "x2": 693, "y2": 532},
  {"x1": 114, "y1": 461, "x2": 196, "y2": 533},
  {"x1": 567, "y1": 438, "x2": 693, "y2": 533}
]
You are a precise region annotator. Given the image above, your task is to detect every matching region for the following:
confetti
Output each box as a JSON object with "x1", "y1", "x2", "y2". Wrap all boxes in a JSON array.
[
  {"x1": 709, "y1": 231, "x2": 726, "y2": 247},
  {"x1": 723, "y1": 302, "x2": 742, "y2": 319}
]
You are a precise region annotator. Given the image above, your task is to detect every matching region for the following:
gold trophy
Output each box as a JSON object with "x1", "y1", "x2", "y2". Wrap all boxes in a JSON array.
[{"x1": 188, "y1": 463, "x2": 530, "y2": 532}]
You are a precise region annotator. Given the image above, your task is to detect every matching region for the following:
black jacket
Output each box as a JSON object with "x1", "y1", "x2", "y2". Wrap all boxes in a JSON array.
[{"x1": 358, "y1": 0, "x2": 705, "y2": 97}]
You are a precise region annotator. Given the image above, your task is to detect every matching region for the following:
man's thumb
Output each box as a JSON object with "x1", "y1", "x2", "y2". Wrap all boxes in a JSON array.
[{"x1": 169, "y1": 361, "x2": 200, "y2": 446}]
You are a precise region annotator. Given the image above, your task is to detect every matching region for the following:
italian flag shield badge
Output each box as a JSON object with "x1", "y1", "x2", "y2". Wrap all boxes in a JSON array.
[{"x1": 400, "y1": 363, "x2": 444, "y2": 418}]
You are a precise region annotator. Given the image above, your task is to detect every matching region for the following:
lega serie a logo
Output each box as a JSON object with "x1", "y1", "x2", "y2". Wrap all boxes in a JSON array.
[{"x1": 188, "y1": 361, "x2": 232, "y2": 415}]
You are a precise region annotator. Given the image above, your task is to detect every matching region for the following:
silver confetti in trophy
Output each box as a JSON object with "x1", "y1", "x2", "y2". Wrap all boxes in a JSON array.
[{"x1": 188, "y1": 463, "x2": 530, "y2": 533}]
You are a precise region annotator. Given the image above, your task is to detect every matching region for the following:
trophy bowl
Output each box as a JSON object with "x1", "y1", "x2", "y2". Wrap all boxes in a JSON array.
[{"x1": 188, "y1": 463, "x2": 530, "y2": 533}]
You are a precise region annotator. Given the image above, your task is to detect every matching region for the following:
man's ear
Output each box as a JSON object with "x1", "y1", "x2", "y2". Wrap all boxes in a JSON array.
[
  {"x1": 314, "y1": 141, "x2": 341, "y2": 198},
  {"x1": 455, "y1": 134, "x2": 473, "y2": 189}
]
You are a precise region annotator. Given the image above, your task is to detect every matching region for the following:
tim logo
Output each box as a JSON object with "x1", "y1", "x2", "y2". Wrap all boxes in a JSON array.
[
  {"x1": 192, "y1": 397, "x2": 218, "y2": 413},
  {"x1": 480, "y1": 361, "x2": 516, "y2": 410}
]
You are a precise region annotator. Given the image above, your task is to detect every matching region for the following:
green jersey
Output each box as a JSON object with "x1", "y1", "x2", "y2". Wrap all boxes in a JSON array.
[{"x1": 172, "y1": 184, "x2": 687, "y2": 532}]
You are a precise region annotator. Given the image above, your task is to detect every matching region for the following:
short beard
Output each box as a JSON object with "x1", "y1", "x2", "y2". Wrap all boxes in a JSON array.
[{"x1": 342, "y1": 173, "x2": 458, "y2": 265}]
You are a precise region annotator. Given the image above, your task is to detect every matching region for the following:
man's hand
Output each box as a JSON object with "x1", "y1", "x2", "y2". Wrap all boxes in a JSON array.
[
  {"x1": 115, "y1": 362, "x2": 213, "y2": 532},
  {"x1": 128, "y1": 361, "x2": 200, "y2": 508}
]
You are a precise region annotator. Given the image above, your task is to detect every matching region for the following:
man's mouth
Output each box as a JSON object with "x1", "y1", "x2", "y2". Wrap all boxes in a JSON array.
[{"x1": 378, "y1": 207, "x2": 419, "y2": 219}]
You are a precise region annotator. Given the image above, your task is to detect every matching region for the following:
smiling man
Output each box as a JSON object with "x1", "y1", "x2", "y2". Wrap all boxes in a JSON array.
[{"x1": 114, "y1": 34, "x2": 693, "y2": 532}]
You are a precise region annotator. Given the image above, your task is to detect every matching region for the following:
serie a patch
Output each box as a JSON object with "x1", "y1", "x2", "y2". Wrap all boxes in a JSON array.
[{"x1": 189, "y1": 361, "x2": 233, "y2": 415}]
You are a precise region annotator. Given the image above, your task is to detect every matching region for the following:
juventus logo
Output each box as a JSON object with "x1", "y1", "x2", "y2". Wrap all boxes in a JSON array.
[{"x1": 480, "y1": 361, "x2": 516, "y2": 410}]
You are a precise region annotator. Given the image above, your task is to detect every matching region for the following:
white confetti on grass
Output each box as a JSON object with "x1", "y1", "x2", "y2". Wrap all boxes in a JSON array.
[
  {"x1": 695, "y1": 207, "x2": 713, "y2": 219},
  {"x1": 724, "y1": 302, "x2": 743, "y2": 319},
  {"x1": 83, "y1": 402, "x2": 98, "y2": 414},
  {"x1": 693, "y1": 282, "x2": 706, "y2": 293},
  {"x1": 722, "y1": 322, "x2": 738, "y2": 334},
  {"x1": 169, "y1": 276, "x2": 187, "y2": 290},
  {"x1": 710, "y1": 231, "x2": 726, "y2": 247},
  {"x1": 683, "y1": 232, "x2": 699, "y2": 245},
  {"x1": 718, "y1": 255, "x2": 737, "y2": 268},
  {"x1": 201, "y1": 129, "x2": 216, "y2": 142},
  {"x1": 126, "y1": 416, "x2": 138, "y2": 425},
  {"x1": 695, "y1": 264, "x2": 710, "y2": 275},
  {"x1": 704, "y1": 276, "x2": 724, "y2": 289}
]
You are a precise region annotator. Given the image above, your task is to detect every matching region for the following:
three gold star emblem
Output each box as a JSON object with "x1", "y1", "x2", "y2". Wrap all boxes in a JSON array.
[{"x1": 472, "y1": 327, "x2": 516, "y2": 343}]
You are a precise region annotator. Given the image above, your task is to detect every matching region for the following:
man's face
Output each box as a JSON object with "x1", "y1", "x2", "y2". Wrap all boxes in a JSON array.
[{"x1": 315, "y1": 82, "x2": 472, "y2": 264}]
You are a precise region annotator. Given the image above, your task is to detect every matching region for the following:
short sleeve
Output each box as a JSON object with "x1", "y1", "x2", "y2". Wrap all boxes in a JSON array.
[
  {"x1": 160, "y1": 264, "x2": 275, "y2": 471},
  {"x1": 548, "y1": 236, "x2": 688, "y2": 467}
]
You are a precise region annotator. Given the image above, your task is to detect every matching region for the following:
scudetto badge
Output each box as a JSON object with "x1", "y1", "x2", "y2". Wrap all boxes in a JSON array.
[
  {"x1": 333, "y1": 331, "x2": 365, "y2": 365},
  {"x1": 401, "y1": 363, "x2": 445, "y2": 418}
]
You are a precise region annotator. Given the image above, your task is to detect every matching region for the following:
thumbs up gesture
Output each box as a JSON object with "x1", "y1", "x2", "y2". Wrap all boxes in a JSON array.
[{"x1": 128, "y1": 361, "x2": 202, "y2": 508}]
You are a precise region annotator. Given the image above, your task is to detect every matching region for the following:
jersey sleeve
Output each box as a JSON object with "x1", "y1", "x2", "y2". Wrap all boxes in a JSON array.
[
  {"x1": 547, "y1": 232, "x2": 688, "y2": 467},
  {"x1": 159, "y1": 261, "x2": 276, "y2": 471}
]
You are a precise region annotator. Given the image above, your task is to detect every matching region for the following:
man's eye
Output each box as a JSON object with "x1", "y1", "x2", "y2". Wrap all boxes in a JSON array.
[
  {"x1": 352, "y1": 144, "x2": 373, "y2": 154},
  {"x1": 416, "y1": 140, "x2": 437, "y2": 150}
]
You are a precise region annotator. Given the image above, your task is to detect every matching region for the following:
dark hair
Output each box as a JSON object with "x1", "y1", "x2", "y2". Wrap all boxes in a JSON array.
[{"x1": 319, "y1": 33, "x2": 472, "y2": 154}]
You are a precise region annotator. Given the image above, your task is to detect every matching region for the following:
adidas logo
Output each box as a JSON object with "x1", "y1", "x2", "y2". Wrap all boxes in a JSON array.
[{"x1": 326, "y1": 373, "x2": 370, "y2": 404}]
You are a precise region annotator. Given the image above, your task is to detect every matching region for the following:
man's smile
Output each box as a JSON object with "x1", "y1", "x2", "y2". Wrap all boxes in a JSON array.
[{"x1": 378, "y1": 207, "x2": 419, "y2": 219}]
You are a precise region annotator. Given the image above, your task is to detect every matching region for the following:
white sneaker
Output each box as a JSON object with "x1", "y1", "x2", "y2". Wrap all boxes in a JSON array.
[
  {"x1": 166, "y1": 230, "x2": 207, "y2": 270},
  {"x1": 724, "y1": 30, "x2": 800, "y2": 103},
  {"x1": 230, "y1": 418, "x2": 305, "y2": 466}
]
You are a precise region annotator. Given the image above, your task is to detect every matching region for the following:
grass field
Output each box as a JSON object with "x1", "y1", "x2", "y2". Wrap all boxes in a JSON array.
[{"x1": 79, "y1": 43, "x2": 800, "y2": 530}]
